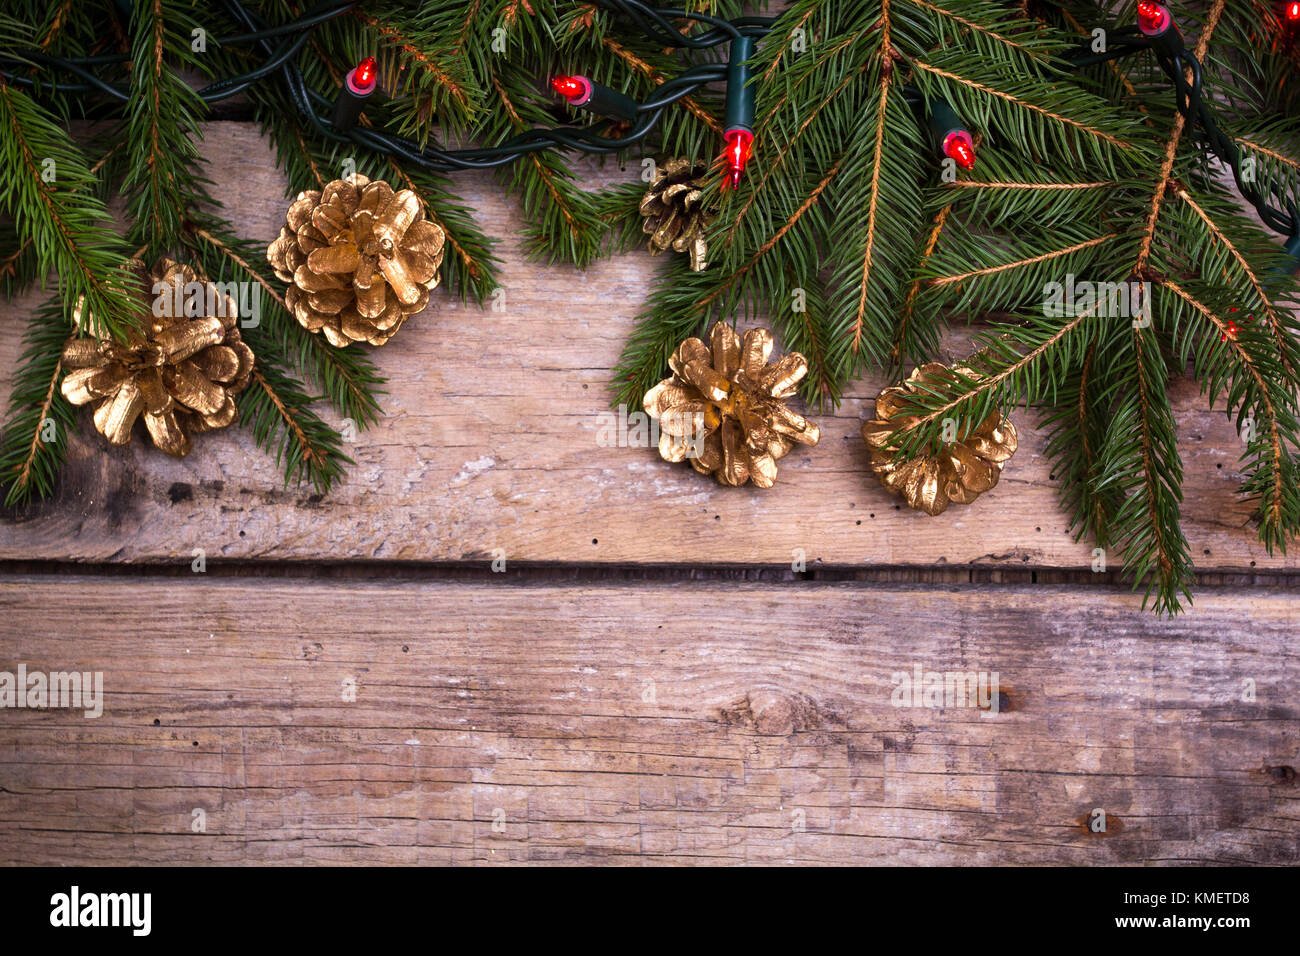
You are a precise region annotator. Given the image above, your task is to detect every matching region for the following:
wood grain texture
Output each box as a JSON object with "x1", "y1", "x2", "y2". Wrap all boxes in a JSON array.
[
  {"x1": 0, "y1": 576, "x2": 1297, "y2": 866},
  {"x1": 1, "y1": 122, "x2": 1294, "y2": 574}
]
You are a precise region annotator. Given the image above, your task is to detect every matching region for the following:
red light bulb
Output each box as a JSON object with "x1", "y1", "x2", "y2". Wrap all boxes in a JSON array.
[
  {"x1": 355, "y1": 57, "x2": 376, "y2": 88},
  {"x1": 551, "y1": 75, "x2": 591, "y2": 105},
  {"x1": 723, "y1": 128, "x2": 753, "y2": 189},
  {"x1": 942, "y1": 130, "x2": 976, "y2": 170},
  {"x1": 1222, "y1": 308, "x2": 1247, "y2": 342},
  {"x1": 1136, "y1": 2, "x2": 1171, "y2": 34},
  {"x1": 1287, "y1": 2, "x2": 1300, "y2": 21}
]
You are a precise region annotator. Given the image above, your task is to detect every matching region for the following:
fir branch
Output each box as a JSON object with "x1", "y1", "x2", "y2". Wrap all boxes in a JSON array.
[
  {"x1": 885, "y1": 304, "x2": 1102, "y2": 459},
  {"x1": 0, "y1": 232, "x2": 36, "y2": 299},
  {"x1": 759, "y1": 4, "x2": 817, "y2": 82},
  {"x1": 1235, "y1": 136, "x2": 1300, "y2": 175},
  {"x1": 1103, "y1": 319, "x2": 1194, "y2": 614},
  {"x1": 489, "y1": 74, "x2": 604, "y2": 266},
  {"x1": 909, "y1": 59, "x2": 1132, "y2": 151},
  {"x1": 723, "y1": 55, "x2": 867, "y2": 249},
  {"x1": 36, "y1": 1, "x2": 76, "y2": 51},
  {"x1": 1173, "y1": 185, "x2": 1294, "y2": 374},
  {"x1": 591, "y1": 178, "x2": 650, "y2": 255},
  {"x1": 1052, "y1": 4, "x2": 1140, "y2": 95},
  {"x1": 944, "y1": 179, "x2": 1113, "y2": 191},
  {"x1": 892, "y1": 200, "x2": 952, "y2": 369},
  {"x1": 293, "y1": 127, "x2": 327, "y2": 188},
  {"x1": 1161, "y1": 277, "x2": 1299, "y2": 550},
  {"x1": 928, "y1": 234, "x2": 1114, "y2": 286},
  {"x1": 0, "y1": 297, "x2": 76, "y2": 506},
  {"x1": 121, "y1": 0, "x2": 214, "y2": 257},
  {"x1": 1041, "y1": 337, "x2": 1115, "y2": 550},
  {"x1": 240, "y1": 362, "x2": 351, "y2": 493},
  {"x1": 700, "y1": 154, "x2": 845, "y2": 314},
  {"x1": 1132, "y1": 0, "x2": 1229, "y2": 274},
  {"x1": 0, "y1": 79, "x2": 140, "y2": 340},
  {"x1": 351, "y1": 4, "x2": 479, "y2": 140},
  {"x1": 908, "y1": 0, "x2": 1054, "y2": 64},
  {"x1": 614, "y1": 153, "x2": 846, "y2": 410},
  {"x1": 849, "y1": 26, "x2": 896, "y2": 357},
  {"x1": 599, "y1": 36, "x2": 722, "y2": 134},
  {"x1": 779, "y1": 272, "x2": 839, "y2": 407}
]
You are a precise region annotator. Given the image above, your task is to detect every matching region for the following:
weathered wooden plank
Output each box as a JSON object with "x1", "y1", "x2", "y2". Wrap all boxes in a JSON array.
[
  {"x1": 0, "y1": 576, "x2": 1296, "y2": 865},
  {"x1": 1, "y1": 122, "x2": 1293, "y2": 573}
]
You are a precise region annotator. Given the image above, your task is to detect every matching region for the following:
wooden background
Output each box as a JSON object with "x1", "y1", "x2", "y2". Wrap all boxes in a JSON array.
[{"x1": 1, "y1": 123, "x2": 1297, "y2": 865}]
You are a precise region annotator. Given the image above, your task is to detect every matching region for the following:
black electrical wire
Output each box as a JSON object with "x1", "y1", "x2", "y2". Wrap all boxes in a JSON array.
[
  {"x1": 0, "y1": 3, "x2": 359, "y2": 102},
  {"x1": 1060, "y1": 19, "x2": 1298, "y2": 247},
  {"x1": 215, "y1": 0, "x2": 360, "y2": 44},
  {"x1": 1146, "y1": 42, "x2": 1298, "y2": 241},
  {"x1": 0, "y1": 50, "x2": 130, "y2": 100},
  {"x1": 197, "y1": 30, "x2": 313, "y2": 102},
  {"x1": 590, "y1": 0, "x2": 744, "y2": 46},
  {"x1": 213, "y1": 0, "x2": 756, "y2": 173},
  {"x1": 0, "y1": 0, "x2": 770, "y2": 170},
  {"x1": 1065, "y1": 39, "x2": 1152, "y2": 69},
  {"x1": 0, "y1": 0, "x2": 362, "y2": 101},
  {"x1": 302, "y1": 68, "x2": 724, "y2": 171}
]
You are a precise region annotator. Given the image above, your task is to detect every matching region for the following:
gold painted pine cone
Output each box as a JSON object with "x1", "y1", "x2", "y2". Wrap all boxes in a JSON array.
[
  {"x1": 861, "y1": 363, "x2": 1018, "y2": 516},
  {"x1": 266, "y1": 173, "x2": 445, "y2": 347},
  {"x1": 60, "y1": 259, "x2": 256, "y2": 457},
  {"x1": 639, "y1": 158, "x2": 716, "y2": 271},
  {"x1": 643, "y1": 322, "x2": 820, "y2": 488}
]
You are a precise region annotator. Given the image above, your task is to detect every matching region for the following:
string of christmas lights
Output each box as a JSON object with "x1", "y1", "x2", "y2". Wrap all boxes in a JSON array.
[
  {"x1": 0, "y1": 1, "x2": 1296, "y2": 260},
  {"x1": 0, "y1": 0, "x2": 361, "y2": 102}
]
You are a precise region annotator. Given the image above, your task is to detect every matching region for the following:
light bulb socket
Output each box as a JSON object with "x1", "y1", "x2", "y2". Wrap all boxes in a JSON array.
[
  {"x1": 586, "y1": 81, "x2": 639, "y2": 123},
  {"x1": 332, "y1": 64, "x2": 377, "y2": 131},
  {"x1": 1138, "y1": 3, "x2": 1184, "y2": 56},
  {"x1": 553, "y1": 75, "x2": 638, "y2": 123},
  {"x1": 723, "y1": 36, "x2": 756, "y2": 137},
  {"x1": 926, "y1": 97, "x2": 961, "y2": 142}
]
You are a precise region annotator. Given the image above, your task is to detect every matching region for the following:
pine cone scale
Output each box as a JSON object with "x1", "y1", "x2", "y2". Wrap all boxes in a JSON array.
[
  {"x1": 308, "y1": 287, "x2": 353, "y2": 315},
  {"x1": 164, "y1": 362, "x2": 226, "y2": 416},
  {"x1": 191, "y1": 344, "x2": 242, "y2": 383},
  {"x1": 62, "y1": 365, "x2": 124, "y2": 404},
  {"x1": 308, "y1": 242, "x2": 360, "y2": 274},
  {"x1": 95, "y1": 379, "x2": 144, "y2": 446},
  {"x1": 144, "y1": 406, "x2": 188, "y2": 457},
  {"x1": 153, "y1": 317, "x2": 224, "y2": 362},
  {"x1": 377, "y1": 255, "x2": 424, "y2": 305},
  {"x1": 293, "y1": 264, "x2": 345, "y2": 293},
  {"x1": 286, "y1": 192, "x2": 319, "y2": 229}
]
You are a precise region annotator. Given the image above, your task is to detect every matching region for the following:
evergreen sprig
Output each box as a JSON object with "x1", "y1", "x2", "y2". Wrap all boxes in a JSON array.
[
  {"x1": 121, "y1": 0, "x2": 215, "y2": 258},
  {"x1": 0, "y1": 79, "x2": 140, "y2": 340},
  {"x1": 0, "y1": 297, "x2": 78, "y2": 506}
]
